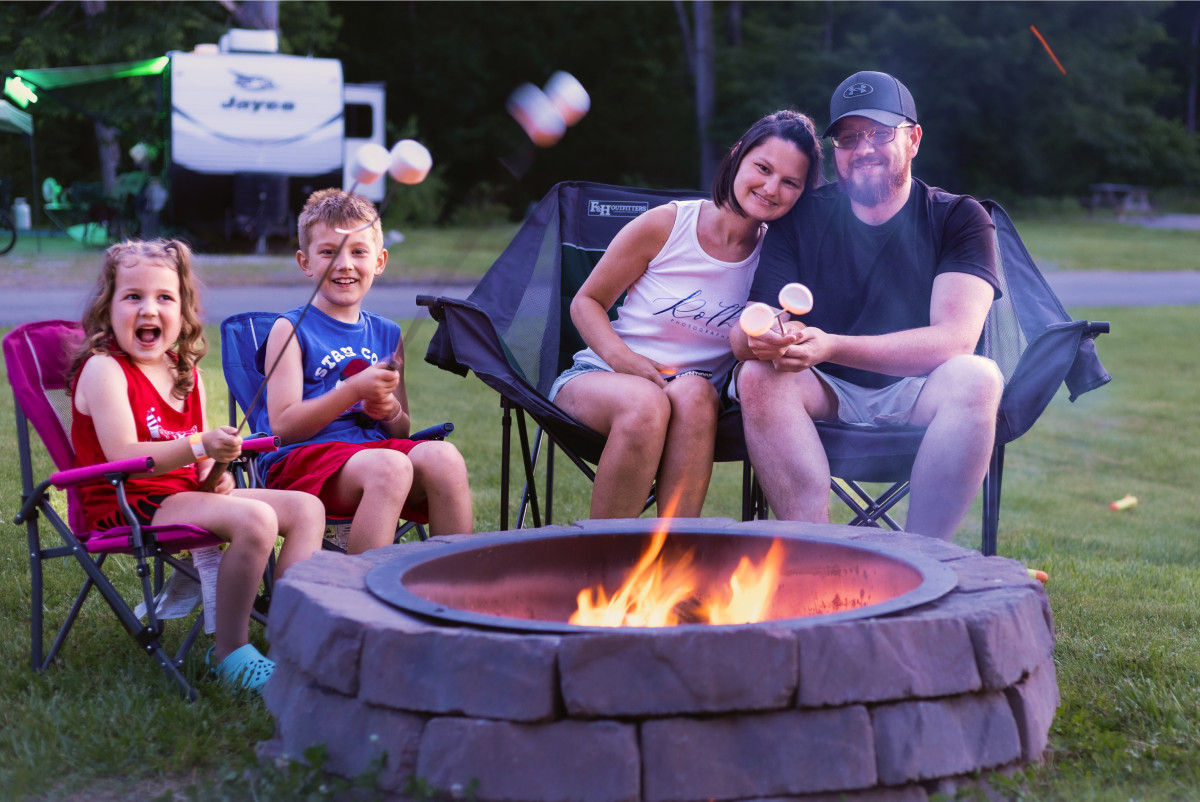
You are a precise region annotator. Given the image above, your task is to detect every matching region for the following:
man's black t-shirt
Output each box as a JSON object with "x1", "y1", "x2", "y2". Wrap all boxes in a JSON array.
[{"x1": 749, "y1": 178, "x2": 1001, "y2": 388}]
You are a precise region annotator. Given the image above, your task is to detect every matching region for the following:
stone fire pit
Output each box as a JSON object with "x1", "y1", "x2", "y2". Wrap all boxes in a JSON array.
[{"x1": 259, "y1": 519, "x2": 1058, "y2": 801}]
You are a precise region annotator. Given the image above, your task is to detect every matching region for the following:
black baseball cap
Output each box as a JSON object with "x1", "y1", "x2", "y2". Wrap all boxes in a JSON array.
[{"x1": 823, "y1": 71, "x2": 918, "y2": 138}]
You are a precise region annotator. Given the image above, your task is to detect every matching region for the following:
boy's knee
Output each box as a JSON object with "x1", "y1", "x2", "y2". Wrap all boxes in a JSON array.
[
  {"x1": 414, "y1": 441, "x2": 468, "y2": 479},
  {"x1": 295, "y1": 492, "x2": 326, "y2": 524}
]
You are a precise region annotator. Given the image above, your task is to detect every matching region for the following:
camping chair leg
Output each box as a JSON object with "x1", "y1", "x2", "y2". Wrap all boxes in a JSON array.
[
  {"x1": 981, "y1": 444, "x2": 1005, "y2": 557},
  {"x1": 546, "y1": 442, "x2": 555, "y2": 525},
  {"x1": 501, "y1": 399, "x2": 511, "y2": 530},
  {"x1": 516, "y1": 417, "x2": 543, "y2": 529},
  {"x1": 741, "y1": 462, "x2": 756, "y2": 521},
  {"x1": 742, "y1": 467, "x2": 769, "y2": 521},
  {"x1": 73, "y1": 544, "x2": 198, "y2": 699},
  {"x1": 42, "y1": 554, "x2": 103, "y2": 670},
  {"x1": 834, "y1": 480, "x2": 908, "y2": 530}
]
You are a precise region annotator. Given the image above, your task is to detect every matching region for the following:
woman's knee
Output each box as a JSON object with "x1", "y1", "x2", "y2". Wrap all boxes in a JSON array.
[
  {"x1": 614, "y1": 385, "x2": 672, "y2": 435},
  {"x1": 666, "y1": 377, "x2": 718, "y2": 425}
]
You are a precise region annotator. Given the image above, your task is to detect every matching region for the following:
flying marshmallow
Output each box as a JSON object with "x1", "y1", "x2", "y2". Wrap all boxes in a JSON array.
[
  {"x1": 507, "y1": 82, "x2": 567, "y2": 148},
  {"x1": 349, "y1": 143, "x2": 394, "y2": 186},
  {"x1": 389, "y1": 139, "x2": 433, "y2": 185},
  {"x1": 544, "y1": 71, "x2": 590, "y2": 127}
]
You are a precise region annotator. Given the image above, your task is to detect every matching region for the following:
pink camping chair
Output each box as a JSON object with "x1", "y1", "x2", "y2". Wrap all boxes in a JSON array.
[{"x1": 5, "y1": 319, "x2": 277, "y2": 700}]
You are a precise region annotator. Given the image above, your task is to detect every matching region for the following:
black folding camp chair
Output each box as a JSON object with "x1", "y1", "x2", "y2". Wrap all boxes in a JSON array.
[
  {"x1": 220, "y1": 311, "x2": 454, "y2": 549},
  {"x1": 424, "y1": 181, "x2": 1110, "y2": 554},
  {"x1": 422, "y1": 181, "x2": 757, "y2": 530},
  {"x1": 742, "y1": 199, "x2": 1111, "y2": 554}
]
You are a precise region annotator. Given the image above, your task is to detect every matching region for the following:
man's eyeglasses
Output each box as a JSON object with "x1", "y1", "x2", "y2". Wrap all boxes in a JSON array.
[{"x1": 829, "y1": 124, "x2": 914, "y2": 149}]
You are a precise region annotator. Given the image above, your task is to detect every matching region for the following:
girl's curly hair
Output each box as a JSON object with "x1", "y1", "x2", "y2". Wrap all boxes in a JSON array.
[{"x1": 68, "y1": 239, "x2": 207, "y2": 401}]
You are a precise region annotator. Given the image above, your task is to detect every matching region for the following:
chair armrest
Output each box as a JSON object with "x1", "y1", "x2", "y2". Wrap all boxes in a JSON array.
[
  {"x1": 242, "y1": 435, "x2": 280, "y2": 453},
  {"x1": 412, "y1": 422, "x2": 454, "y2": 441},
  {"x1": 50, "y1": 456, "x2": 155, "y2": 490}
]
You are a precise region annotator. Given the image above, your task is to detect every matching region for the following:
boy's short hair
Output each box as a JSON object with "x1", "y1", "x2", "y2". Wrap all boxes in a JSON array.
[{"x1": 297, "y1": 188, "x2": 383, "y2": 253}]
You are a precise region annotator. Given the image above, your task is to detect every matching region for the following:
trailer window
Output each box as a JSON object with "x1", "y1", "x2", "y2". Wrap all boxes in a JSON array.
[{"x1": 345, "y1": 103, "x2": 374, "y2": 139}]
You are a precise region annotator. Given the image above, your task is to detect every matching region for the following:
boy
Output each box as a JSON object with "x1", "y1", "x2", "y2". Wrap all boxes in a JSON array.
[{"x1": 259, "y1": 189, "x2": 473, "y2": 553}]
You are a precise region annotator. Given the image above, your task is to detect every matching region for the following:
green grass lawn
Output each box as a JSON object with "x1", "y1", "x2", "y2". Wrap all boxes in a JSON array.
[
  {"x1": 1, "y1": 221, "x2": 1199, "y2": 799},
  {"x1": 1011, "y1": 216, "x2": 1200, "y2": 272}
]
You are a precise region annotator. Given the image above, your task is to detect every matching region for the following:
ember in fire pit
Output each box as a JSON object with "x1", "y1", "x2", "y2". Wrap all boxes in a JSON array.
[
  {"x1": 365, "y1": 525, "x2": 958, "y2": 632},
  {"x1": 261, "y1": 519, "x2": 1059, "y2": 802}
]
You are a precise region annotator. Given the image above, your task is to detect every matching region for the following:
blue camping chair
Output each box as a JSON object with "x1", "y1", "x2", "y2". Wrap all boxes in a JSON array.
[
  {"x1": 219, "y1": 311, "x2": 454, "y2": 549},
  {"x1": 423, "y1": 181, "x2": 1111, "y2": 554}
]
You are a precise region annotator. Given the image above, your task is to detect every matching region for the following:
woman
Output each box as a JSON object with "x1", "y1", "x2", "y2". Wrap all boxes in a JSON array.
[{"x1": 550, "y1": 110, "x2": 823, "y2": 518}]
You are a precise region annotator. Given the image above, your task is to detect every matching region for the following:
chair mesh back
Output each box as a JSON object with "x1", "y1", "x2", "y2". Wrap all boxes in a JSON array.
[
  {"x1": 978, "y1": 225, "x2": 1026, "y2": 384},
  {"x1": 3, "y1": 320, "x2": 87, "y2": 531},
  {"x1": 219, "y1": 312, "x2": 275, "y2": 434},
  {"x1": 463, "y1": 181, "x2": 707, "y2": 396}
]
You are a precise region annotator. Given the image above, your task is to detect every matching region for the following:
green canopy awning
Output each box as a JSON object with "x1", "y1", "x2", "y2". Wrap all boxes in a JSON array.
[
  {"x1": 12, "y1": 57, "x2": 169, "y2": 91},
  {"x1": 0, "y1": 99, "x2": 33, "y2": 135}
]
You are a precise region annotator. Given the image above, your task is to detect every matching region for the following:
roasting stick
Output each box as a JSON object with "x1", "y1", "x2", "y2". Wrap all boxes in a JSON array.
[{"x1": 199, "y1": 141, "x2": 433, "y2": 492}]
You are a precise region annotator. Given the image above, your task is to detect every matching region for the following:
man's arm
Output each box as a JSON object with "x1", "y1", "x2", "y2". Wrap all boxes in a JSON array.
[{"x1": 768, "y1": 271, "x2": 994, "y2": 376}]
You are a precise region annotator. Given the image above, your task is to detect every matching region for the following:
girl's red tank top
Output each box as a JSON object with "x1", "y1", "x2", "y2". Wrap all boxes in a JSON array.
[{"x1": 72, "y1": 352, "x2": 203, "y2": 530}]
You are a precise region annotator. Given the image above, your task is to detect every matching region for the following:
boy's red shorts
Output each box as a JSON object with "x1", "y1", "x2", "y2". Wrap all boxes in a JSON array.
[{"x1": 265, "y1": 439, "x2": 429, "y2": 524}]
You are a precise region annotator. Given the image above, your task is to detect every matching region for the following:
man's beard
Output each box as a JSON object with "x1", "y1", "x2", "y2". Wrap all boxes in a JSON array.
[{"x1": 838, "y1": 153, "x2": 911, "y2": 207}]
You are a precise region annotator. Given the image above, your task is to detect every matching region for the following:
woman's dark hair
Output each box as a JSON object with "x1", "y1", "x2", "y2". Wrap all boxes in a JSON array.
[{"x1": 711, "y1": 110, "x2": 823, "y2": 217}]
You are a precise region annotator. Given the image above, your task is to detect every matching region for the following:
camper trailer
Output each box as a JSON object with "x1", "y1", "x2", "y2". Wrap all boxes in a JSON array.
[{"x1": 167, "y1": 29, "x2": 385, "y2": 247}]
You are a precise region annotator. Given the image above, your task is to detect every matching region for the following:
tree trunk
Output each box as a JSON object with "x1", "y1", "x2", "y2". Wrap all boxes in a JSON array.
[
  {"x1": 229, "y1": 0, "x2": 279, "y2": 31},
  {"x1": 1188, "y1": 4, "x2": 1199, "y2": 134},
  {"x1": 674, "y1": 1, "x2": 717, "y2": 188},
  {"x1": 94, "y1": 120, "x2": 120, "y2": 198}
]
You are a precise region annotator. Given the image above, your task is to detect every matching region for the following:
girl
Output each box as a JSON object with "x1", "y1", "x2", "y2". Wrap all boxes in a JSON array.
[
  {"x1": 549, "y1": 110, "x2": 823, "y2": 519},
  {"x1": 69, "y1": 239, "x2": 324, "y2": 692}
]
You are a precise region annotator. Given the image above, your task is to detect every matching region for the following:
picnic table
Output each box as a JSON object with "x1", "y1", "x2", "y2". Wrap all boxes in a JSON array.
[{"x1": 1086, "y1": 183, "x2": 1153, "y2": 220}]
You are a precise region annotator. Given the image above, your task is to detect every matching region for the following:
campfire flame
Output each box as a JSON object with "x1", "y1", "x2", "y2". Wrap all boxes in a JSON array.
[{"x1": 569, "y1": 528, "x2": 786, "y2": 627}]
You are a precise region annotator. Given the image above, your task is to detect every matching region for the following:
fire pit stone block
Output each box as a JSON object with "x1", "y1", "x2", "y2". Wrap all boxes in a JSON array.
[
  {"x1": 417, "y1": 718, "x2": 640, "y2": 802},
  {"x1": 267, "y1": 578, "x2": 413, "y2": 697},
  {"x1": 559, "y1": 626, "x2": 797, "y2": 716},
  {"x1": 912, "y1": 587, "x2": 1056, "y2": 690},
  {"x1": 795, "y1": 614, "x2": 980, "y2": 706},
  {"x1": 1004, "y1": 658, "x2": 1060, "y2": 762},
  {"x1": 360, "y1": 624, "x2": 561, "y2": 721},
  {"x1": 641, "y1": 707, "x2": 876, "y2": 800},
  {"x1": 262, "y1": 657, "x2": 423, "y2": 786},
  {"x1": 871, "y1": 693, "x2": 1022, "y2": 784}
]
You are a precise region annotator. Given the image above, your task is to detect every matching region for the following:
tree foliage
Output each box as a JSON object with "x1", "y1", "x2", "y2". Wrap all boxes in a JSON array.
[{"x1": 3, "y1": 1, "x2": 1199, "y2": 224}]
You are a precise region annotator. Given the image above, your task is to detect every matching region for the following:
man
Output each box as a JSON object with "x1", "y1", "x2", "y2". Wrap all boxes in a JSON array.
[{"x1": 730, "y1": 71, "x2": 1003, "y2": 541}]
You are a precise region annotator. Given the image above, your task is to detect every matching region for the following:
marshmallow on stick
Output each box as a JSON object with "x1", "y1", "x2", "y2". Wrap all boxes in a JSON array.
[
  {"x1": 739, "y1": 302, "x2": 777, "y2": 337},
  {"x1": 778, "y1": 282, "x2": 814, "y2": 315},
  {"x1": 389, "y1": 139, "x2": 433, "y2": 185}
]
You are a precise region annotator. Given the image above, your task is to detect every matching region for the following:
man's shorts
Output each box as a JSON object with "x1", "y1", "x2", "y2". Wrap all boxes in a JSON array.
[
  {"x1": 729, "y1": 362, "x2": 927, "y2": 427},
  {"x1": 266, "y1": 439, "x2": 430, "y2": 524}
]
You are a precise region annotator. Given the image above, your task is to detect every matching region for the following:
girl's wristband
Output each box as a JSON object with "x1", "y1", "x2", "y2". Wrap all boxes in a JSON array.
[
  {"x1": 188, "y1": 433, "x2": 210, "y2": 462},
  {"x1": 383, "y1": 404, "x2": 406, "y2": 425}
]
